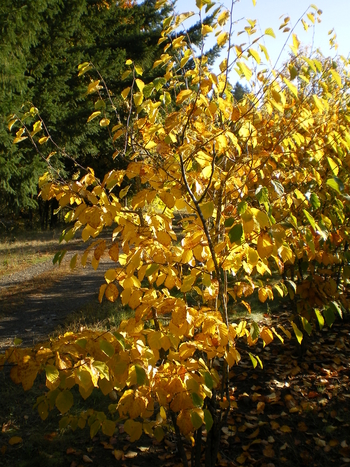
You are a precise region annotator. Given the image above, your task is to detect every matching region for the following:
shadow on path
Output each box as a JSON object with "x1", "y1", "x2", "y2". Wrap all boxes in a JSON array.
[{"x1": 0, "y1": 258, "x2": 114, "y2": 350}]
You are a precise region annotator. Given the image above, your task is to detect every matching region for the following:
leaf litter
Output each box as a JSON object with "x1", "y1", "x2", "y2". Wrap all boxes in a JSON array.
[{"x1": 0, "y1": 315, "x2": 349, "y2": 466}]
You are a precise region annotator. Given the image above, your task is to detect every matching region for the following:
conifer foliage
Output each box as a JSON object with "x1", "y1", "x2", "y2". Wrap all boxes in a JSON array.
[
  {"x1": 1, "y1": 0, "x2": 168, "y2": 216},
  {"x1": 3, "y1": 1, "x2": 350, "y2": 465}
]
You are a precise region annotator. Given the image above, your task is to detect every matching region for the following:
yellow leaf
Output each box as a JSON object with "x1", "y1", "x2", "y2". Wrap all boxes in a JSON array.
[
  {"x1": 177, "y1": 409, "x2": 193, "y2": 435},
  {"x1": 283, "y1": 77, "x2": 298, "y2": 97},
  {"x1": 98, "y1": 284, "x2": 107, "y2": 303},
  {"x1": 202, "y1": 24, "x2": 213, "y2": 35},
  {"x1": 257, "y1": 232, "x2": 273, "y2": 258},
  {"x1": 105, "y1": 283, "x2": 119, "y2": 302},
  {"x1": 38, "y1": 136, "x2": 49, "y2": 145},
  {"x1": 109, "y1": 243, "x2": 119, "y2": 262},
  {"x1": 121, "y1": 87, "x2": 131, "y2": 100},
  {"x1": 260, "y1": 327, "x2": 274, "y2": 346},
  {"x1": 258, "y1": 288, "x2": 268, "y2": 303},
  {"x1": 291, "y1": 322, "x2": 303, "y2": 344},
  {"x1": 87, "y1": 111, "x2": 101, "y2": 122},
  {"x1": 265, "y1": 28, "x2": 276, "y2": 38},
  {"x1": 100, "y1": 118, "x2": 110, "y2": 127},
  {"x1": 157, "y1": 230, "x2": 172, "y2": 246},
  {"x1": 217, "y1": 32, "x2": 229, "y2": 47},
  {"x1": 176, "y1": 89, "x2": 192, "y2": 105},
  {"x1": 199, "y1": 201, "x2": 214, "y2": 220},
  {"x1": 87, "y1": 80, "x2": 101, "y2": 94},
  {"x1": 249, "y1": 48, "x2": 261, "y2": 64},
  {"x1": 135, "y1": 79, "x2": 145, "y2": 92}
]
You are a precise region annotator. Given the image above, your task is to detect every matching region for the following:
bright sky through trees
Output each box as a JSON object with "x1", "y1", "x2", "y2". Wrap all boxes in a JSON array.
[{"x1": 175, "y1": 0, "x2": 349, "y2": 75}]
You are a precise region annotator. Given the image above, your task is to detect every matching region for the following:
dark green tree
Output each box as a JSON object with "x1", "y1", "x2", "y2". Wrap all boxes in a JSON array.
[
  {"x1": 232, "y1": 81, "x2": 249, "y2": 101},
  {"x1": 0, "y1": 0, "x2": 169, "y2": 221}
]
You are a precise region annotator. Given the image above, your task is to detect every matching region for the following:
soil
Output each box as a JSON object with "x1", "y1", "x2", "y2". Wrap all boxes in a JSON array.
[{"x1": 0, "y1": 244, "x2": 114, "y2": 350}]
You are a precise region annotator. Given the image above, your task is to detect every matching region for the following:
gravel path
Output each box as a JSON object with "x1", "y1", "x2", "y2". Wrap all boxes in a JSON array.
[{"x1": 0, "y1": 248, "x2": 114, "y2": 350}]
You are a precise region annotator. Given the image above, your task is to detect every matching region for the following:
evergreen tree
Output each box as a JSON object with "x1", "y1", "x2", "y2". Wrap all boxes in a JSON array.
[
  {"x1": 0, "y1": 0, "x2": 169, "y2": 218},
  {"x1": 232, "y1": 81, "x2": 249, "y2": 102}
]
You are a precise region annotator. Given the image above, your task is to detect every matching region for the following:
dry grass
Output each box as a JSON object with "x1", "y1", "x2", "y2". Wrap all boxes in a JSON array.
[{"x1": 0, "y1": 228, "x2": 82, "y2": 278}]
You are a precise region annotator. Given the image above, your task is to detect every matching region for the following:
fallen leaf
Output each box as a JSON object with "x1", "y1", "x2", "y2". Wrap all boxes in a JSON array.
[
  {"x1": 280, "y1": 425, "x2": 292, "y2": 433},
  {"x1": 9, "y1": 436, "x2": 23, "y2": 446},
  {"x1": 263, "y1": 445, "x2": 275, "y2": 458},
  {"x1": 314, "y1": 438, "x2": 326, "y2": 447},
  {"x1": 113, "y1": 449, "x2": 124, "y2": 460},
  {"x1": 298, "y1": 422, "x2": 308, "y2": 432},
  {"x1": 257, "y1": 402, "x2": 265, "y2": 414},
  {"x1": 82, "y1": 455, "x2": 93, "y2": 463},
  {"x1": 124, "y1": 451, "x2": 138, "y2": 458},
  {"x1": 137, "y1": 446, "x2": 150, "y2": 452}
]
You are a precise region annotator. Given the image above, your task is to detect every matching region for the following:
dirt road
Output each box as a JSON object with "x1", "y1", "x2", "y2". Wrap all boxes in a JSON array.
[{"x1": 0, "y1": 251, "x2": 114, "y2": 350}]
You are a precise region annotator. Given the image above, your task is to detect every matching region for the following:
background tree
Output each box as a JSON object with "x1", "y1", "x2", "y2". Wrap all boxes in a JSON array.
[{"x1": 0, "y1": 0, "x2": 170, "y2": 222}]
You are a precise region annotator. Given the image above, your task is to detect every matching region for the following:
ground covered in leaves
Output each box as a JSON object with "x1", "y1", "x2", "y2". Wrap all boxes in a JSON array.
[{"x1": 1, "y1": 316, "x2": 349, "y2": 467}]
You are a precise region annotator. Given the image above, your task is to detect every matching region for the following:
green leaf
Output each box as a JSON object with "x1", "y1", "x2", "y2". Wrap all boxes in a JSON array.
[
  {"x1": 204, "y1": 409, "x2": 213, "y2": 432},
  {"x1": 291, "y1": 322, "x2": 303, "y2": 344},
  {"x1": 145, "y1": 263, "x2": 159, "y2": 277},
  {"x1": 13, "y1": 338, "x2": 23, "y2": 346},
  {"x1": 93, "y1": 361, "x2": 110, "y2": 380},
  {"x1": 329, "y1": 301, "x2": 343, "y2": 319},
  {"x1": 250, "y1": 321, "x2": 259, "y2": 341},
  {"x1": 135, "y1": 65, "x2": 143, "y2": 76},
  {"x1": 191, "y1": 410, "x2": 203, "y2": 430},
  {"x1": 228, "y1": 223, "x2": 244, "y2": 244},
  {"x1": 204, "y1": 371, "x2": 213, "y2": 390},
  {"x1": 237, "y1": 201, "x2": 247, "y2": 215},
  {"x1": 99, "y1": 339, "x2": 115, "y2": 357},
  {"x1": 310, "y1": 193, "x2": 321, "y2": 210},
  {"x1": 224, "y1": 217, "x2": 235, "y2": 227},
  {"x1": 315, "y1": 309, "x2": 324, "y2": 330},
  {"x1": 199, "y1": 201, "x2": 214, "y2": 220},
  {"x1": 154, "y1": 77, "x2": 166, "y2": 91},
  {"x1": 301, "y1": 317, "x2": 312, "y2": 336},
  {"x1": 324, "y1": 307, "x2": 335, "y2": 327},
  {"x1": 303, "y1": 209, "x2": 317, "y2": 231},
  {"x1": 135, "y1": 364, "x2": 147, "y2": 386},
  {"x1": 113, "y1": 332, "x2": 126, "y2": 350},
  {"x1": 326, "y1": 177, "x2": 344, "y2": 194},
  {"x1": 154, "y1": 426, "x2": 164, "y2": 442},
  {"x1": 248, "y1": 352, "x2": 257, "y2": 368},
  {"x1": 90, "y1": 419, "x2": 101, "y2": 438},
  {"x1": 255, "y1": 186, "x2": 269, "y2": 204},
  {"x1": 143, "y1": 83, "x2": 154, "y2": 98},
  {"x1": 255, "y1": 355, "x2": 263, "y2": 369},
  {"x1": 102, "y1": 420, "x2": 116, "y2": 437},
  {"x1": 55, "y1": 390, "x2": 73, "y2": 414},
  {"x1": 95, "y1": 99, "x2": 106, "y2": 110},
  {"x1": 191, "y1": 392, "x2": 204, "y2": 408},
  {"x1": 45, "y1": 364, "x2": 59, "y2": 384},
  {"x1": 76, "y1": 338, "x2": 87, "y2": 349}
]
